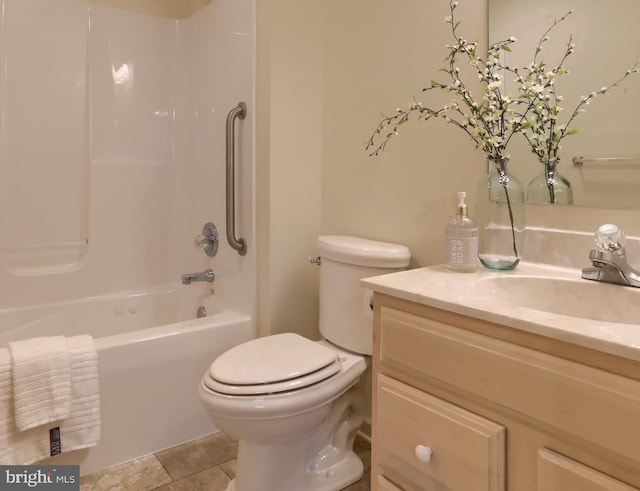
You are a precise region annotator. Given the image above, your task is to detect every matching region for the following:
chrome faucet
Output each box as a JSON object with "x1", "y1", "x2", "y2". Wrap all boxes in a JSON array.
[
  {"x1": 181, "y1": 269, "x2": 215, "y2": 285},
  {"x1": 581, "y1": 224, "x2": 640, "y2": 288}
]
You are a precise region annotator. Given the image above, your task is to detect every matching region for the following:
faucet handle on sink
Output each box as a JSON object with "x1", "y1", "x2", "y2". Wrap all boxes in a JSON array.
[
  {"x1": 595, "y1": 223, "x2": 626, "y2": 255},
  {"x1": 584, "y1": 224, "x2": 640, "y2": 288}
]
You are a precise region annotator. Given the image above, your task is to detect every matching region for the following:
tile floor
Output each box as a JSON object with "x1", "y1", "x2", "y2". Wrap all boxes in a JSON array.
[{"x1": 80, "y1": 432, "x2": 371, "y2": 491}]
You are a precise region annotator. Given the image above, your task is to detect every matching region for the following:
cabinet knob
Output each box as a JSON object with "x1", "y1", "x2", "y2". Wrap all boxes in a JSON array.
[{"x1": 415, "y1": 444, "x2": 433, "y2": 463}]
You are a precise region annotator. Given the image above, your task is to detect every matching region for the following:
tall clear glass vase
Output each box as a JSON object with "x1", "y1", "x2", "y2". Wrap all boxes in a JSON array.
[
  {"x1": 527, "y1": 161, "x2": 573, "y2": 204},
  {"x1": 476, "y1": 158, "x2": 526, "y2": 270}
]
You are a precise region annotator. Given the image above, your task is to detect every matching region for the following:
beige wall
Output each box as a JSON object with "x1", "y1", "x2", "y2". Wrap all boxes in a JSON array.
[
  {"x1": 257, "y1": 0, "x2": 325, "y2": 339},
  {"x1": 258, "y1": 0, "x2": 640, "y2": 341},
  {"x1": 321, "y1": 0, "x2": 486, "y2": 268},
  {"x1": 258, "y1": 0, "x2": 486, "y2": 339},
  {"x1": 85, "y1": 0, "x2": 210, "y2": 18}
]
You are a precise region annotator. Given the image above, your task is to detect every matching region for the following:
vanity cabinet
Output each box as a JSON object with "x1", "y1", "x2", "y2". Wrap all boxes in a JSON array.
[{"x1": 371, "y1": 294, "x2": 640, "y2": 491}]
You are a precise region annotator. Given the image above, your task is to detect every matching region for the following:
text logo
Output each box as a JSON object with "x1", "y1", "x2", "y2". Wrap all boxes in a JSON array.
[{"x1": 0, "y1": 466, "x2": 79, "y2": 490}]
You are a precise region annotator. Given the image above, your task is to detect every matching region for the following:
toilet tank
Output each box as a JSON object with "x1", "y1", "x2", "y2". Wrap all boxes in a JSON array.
[{"x1": 317, "y1": 236, "x2": 410, "y2": 356}]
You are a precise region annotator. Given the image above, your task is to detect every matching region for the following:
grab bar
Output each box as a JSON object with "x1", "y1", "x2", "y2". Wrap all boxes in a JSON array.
[
  {"x1": 226, "y1": 102, "x2": 247, "y2": 256},
  {"x1": 572, "y1": 155, "x2": 640, "y2": 166}
]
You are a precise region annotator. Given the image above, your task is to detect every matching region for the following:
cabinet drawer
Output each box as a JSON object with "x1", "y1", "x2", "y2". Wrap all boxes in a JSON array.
[
  {"x1": 537, "y1": 448, "x2": 639, "y2": 491},
  {"x1": 377, "y1": 474, "x2": 404, "y2": 491},
  {"x1": 379, "y1": 306, "x2": 640, "y2": 464},
  {"x1": 377, "y1": 375, "x2": 505, "y2": 491}
]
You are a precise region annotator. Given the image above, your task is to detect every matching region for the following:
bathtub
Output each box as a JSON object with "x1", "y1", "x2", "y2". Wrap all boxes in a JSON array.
[{"x1": 0, "y1": 285, "x2": 254, "y2": 475}]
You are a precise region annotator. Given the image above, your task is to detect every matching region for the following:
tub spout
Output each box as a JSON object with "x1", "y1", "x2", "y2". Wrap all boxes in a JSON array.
[{"x1": 181, "y1": 269, "x2": 215, "y2": 285}]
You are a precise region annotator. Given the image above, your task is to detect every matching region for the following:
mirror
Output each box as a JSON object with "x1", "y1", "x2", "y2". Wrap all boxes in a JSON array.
[{"x1": 489, "y1": 0, "x2": 640, "y2": 208}]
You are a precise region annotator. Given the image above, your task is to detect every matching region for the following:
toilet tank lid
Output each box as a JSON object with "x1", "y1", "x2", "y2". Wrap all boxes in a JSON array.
[{"x1": 317, "y1": 236, "x2": 410, "y2": 268}]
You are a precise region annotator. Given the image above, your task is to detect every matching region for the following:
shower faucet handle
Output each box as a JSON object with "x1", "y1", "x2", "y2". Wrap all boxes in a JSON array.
[
  {"x1": 194, "y1": 234, "x2": 210, "y2": 248},
  {"x1": 195, "y1": 222, "x2": 219, "y2": 257}
]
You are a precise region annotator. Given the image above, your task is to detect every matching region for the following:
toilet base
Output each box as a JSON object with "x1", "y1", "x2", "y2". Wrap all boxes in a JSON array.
[
  {"x1": 307, "y1": 449, "x2": 364, "y2": 490},
  {"x1": 226, "y1": 450, "x2": 363, "y2": 491}
]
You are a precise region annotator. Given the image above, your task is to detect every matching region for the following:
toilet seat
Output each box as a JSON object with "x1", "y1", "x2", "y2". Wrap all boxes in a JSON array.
[{"x1": 204, "y1": 333, "x2": 341, "y2": 396}]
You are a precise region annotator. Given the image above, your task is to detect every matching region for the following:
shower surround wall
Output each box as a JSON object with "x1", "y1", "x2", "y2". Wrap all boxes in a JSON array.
[{"x1": 0, "y1": 0, "x2": 255, "y2": 316}]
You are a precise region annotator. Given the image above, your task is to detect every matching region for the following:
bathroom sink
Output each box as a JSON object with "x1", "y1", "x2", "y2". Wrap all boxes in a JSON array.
[{"x1": 480, "y1": 275, "x2": 640, "y2": 325}]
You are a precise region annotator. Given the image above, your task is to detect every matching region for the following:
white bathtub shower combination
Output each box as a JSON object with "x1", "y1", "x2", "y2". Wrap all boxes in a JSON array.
[
  {"x1": 0, "y1": 287, "x2": 253, "y2": 474},
  {"x1": 0, "y1": 0, "x2": 256, "y2": 476}
]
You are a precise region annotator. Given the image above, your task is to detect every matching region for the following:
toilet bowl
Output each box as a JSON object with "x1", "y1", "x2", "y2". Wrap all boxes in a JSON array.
[
  {"x1": 199, "y1": 236, "x2": 410, "y2": 491},
  {"x1": 199, "y1": 334, "x2": 367, "y2": 491}
]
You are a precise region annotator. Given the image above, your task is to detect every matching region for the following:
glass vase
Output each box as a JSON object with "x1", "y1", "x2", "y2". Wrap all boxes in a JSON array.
[
  {"x1": 527, "y1": 162, "x2": 573, "y2": 204},
  {"x1": 476, "y1": 158, "x2": 526, "y2": 271}
]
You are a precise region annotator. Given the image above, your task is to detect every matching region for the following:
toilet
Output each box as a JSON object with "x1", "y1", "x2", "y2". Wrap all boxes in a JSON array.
[{"x1": 198, "y1": 235, "x2": 410, "y2": 491}]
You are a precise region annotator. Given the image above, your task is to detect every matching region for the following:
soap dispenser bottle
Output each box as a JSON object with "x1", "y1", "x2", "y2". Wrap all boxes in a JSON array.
[{"x1": 445, "y1": 191, "x2": 478, "y2": 272}]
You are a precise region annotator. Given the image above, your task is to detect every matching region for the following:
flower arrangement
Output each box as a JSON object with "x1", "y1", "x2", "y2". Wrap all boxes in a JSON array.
[
  {"x1": 365, "y1": 0, "x2": 536, "y2": 269},
  {"x1": 511, "y1": 12, "x2": 638, "y2": 203},
  {"x1": 366, "y1": 1, "x2": 637, "y2": 170},
  {"x1": 366, "y1": 0, "x2": 525, "y2": 166},
  {"x1": 365, "y1": 0, "x2": 638, "y2": 269}
]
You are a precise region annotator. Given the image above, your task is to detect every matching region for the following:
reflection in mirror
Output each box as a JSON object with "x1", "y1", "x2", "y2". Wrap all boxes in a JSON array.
[{"x1": 489, "y1": 0, "x2": 640, "y2": 208}]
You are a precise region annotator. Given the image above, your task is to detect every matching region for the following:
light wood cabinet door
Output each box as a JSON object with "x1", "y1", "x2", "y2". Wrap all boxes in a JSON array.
[
  {"x1": 377, "y1": 375, "x2": 505, "y2": 491},
  {"x1": 537, "y1": 449, "x2": 639, "y2": 491}
]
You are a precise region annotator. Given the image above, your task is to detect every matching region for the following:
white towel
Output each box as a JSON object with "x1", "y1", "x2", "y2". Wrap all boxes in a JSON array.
[
  {"x1": 9, "y1": 336, "x2": 72, "y2": 431},
  {"x1": 0, "y1": 335, "x2": 101, "y2": 465}
]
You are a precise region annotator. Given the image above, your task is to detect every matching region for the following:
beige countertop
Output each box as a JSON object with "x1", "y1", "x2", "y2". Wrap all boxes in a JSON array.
[{"x1": 362, "y1": 262, "x2": 640, "y2": 362}]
